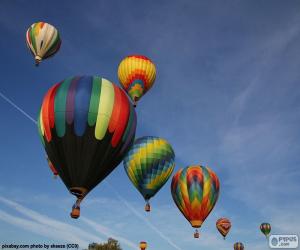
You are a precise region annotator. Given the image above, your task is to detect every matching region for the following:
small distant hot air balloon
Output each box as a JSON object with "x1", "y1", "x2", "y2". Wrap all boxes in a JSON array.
[
  {"x1": 216, "y1": 218, "x2": 231, "y2": 239},
  {"x1": 118, "y1": 55, "x2": 156, "y2": 107},
  {"x1": 124, "y1": 136, "x2": 175, "y2": 212},
  {"x1": 38, "y1": 76, "x2": 137, "y2": 219},
  {"x1": 26, "y1": 22, "x2": 61, "y2": 66},
  {"x1": 171, "y1": 165, "x2": 220, "y2": 238},
  {"x1": 234, "y1": 242, "x2": 244, "y2": 250},
  {"x1": 260, "y1": 223, "x2": 271, "y2": 238},
  {"x1": 46, "y1": 157, "x2": 58, "y2": 179},
  {"x1": 139, "y1": 241, "x2": 147, "y2": 250}
]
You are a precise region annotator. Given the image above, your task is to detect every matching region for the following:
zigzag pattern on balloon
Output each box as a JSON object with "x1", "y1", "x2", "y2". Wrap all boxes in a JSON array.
[
  {"x1": 124, "y1": 136, "x2": 175, "y2": 200},
  {"x1": 171, "y1": 165, "x2": 220, "y2": 228}
]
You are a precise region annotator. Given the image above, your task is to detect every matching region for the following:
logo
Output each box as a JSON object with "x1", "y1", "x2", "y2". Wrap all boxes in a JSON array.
[{"x1": 269, "y1": 234, "x2": 298, "y2": 249}]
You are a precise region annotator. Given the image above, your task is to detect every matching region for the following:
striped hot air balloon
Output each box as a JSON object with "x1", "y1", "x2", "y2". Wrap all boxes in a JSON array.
[
  {"x1": 118, "y1": 55, "x2": 156, "y2": 107},
  {"x1": 234, "y1": 242, "x2": 244, "y2": 250},
  {"x1": 124, "y1": 136, "x2": 175, "y2": 212},
  {"x1": 38, "y1": 76, "x2": 137, "y2": 218},
  {"x1": 216, "y1": 217, "x2": 231, "y2": 239},
  {"x1": 260, "y1": 223, "x2": 271, "y2": 238},
  {"x1": 171, "y1": 165, "x2": 220, "y2": 238},
  {"x1": 139, "y1": 241, "x2": 147, "y2": 250},
  {"x1": 26, "y1": 22, "x2": 61, "y2": 66}
]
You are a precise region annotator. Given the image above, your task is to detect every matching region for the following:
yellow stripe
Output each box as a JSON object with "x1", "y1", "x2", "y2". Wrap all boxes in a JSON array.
[{"x1": 95, "y1": 79, "x2": 114, "y2": 140}]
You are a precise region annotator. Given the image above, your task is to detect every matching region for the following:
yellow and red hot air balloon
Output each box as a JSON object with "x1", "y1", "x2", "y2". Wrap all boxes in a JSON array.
[
  {"x1": 216, "y1": 218, "x2": 231, "y2": 239},
  {"x1": 171, "y1": 165, "x2": 220, "y2": 238},
  {"x1": 26, "y1": 22, "x2": 61, "y2": 66},
  {"x1": 139, "y1": 241, "x2": 147, "y2": 250},
  {"x1": 118, "y1": 55, "x2": 156, "y2": 107}
]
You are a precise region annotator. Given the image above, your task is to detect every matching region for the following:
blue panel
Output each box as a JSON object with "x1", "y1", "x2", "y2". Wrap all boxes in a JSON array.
[{"x1": 74, "y1": 76, "x2": 93, "y2": 136}]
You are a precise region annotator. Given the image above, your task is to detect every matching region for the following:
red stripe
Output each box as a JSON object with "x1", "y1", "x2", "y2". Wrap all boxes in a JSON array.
[
  {"x1": 127, "y1": 55, "x2": 151, "y2": 61},
  {"x1": 41, "y1": 84, "x2": 59, "y2": 142},
  {"x1": 109, "y1": 85, "x2": 121, "y2": 133},
  {"x1": 111, "y1": 89, "x2": 130, "y2": 147}
]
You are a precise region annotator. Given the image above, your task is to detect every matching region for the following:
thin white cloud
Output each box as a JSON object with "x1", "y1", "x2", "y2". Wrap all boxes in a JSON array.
[
  {"x1": 0, "y1": 196, "x2": 103, "y2": 245},
  {"x1": 104, "y1": 181, "x2": 183, "y2": 250},
  {"x1": 0, "y1": 209, "x2": 89, "y2": 247}
]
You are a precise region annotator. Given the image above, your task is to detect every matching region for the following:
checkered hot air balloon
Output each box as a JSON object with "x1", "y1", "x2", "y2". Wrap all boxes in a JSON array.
[
  {"x1": 118, "y1": 55, "x2": 156, "y2": 107},
  {"x1": 216, "y1": 217, "x2": 231, "y2": 239},
  {"x1": 234, "y1": 242, "x2": 244, "y2": 250},
  {"x1": 123, "y1": 136, "x2": 175, "y2": 212},
  {"x1": 26, "y1": 22, "x2": 61, "y2": 66},
  {"x1": 260, "y1": 222, "x2": 271, "y2": 238},
  {"x1": 171, "y1": 165, "x2": 220, "y2": 238},
  {"x1": 38, "y1": 76, "x2": 137, "y2": 219}
]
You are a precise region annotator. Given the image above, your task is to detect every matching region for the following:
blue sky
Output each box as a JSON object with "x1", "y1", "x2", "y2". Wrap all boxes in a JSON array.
[{"x1": 0, "y1": 0, "x2": 300, "y2": 249}]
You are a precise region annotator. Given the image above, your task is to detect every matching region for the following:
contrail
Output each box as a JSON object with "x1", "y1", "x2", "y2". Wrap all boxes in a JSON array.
[
  {"x1": 0, "y1": 91, "x2": 37, "y2": 124},
  {"x1": 105, "y1": 181, "x2": 183, "y2": 250},
  {"x1": 0, "y1": 90, "x2": 182, "y2": 250}
]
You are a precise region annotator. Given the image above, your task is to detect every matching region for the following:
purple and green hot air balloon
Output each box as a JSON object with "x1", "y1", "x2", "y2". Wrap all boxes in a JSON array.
[
  {"x1": 123, "y1": 136, "x2": 175, "y2": 212},
  {"x1": 38, "y1": 76, "x2": 137, "y2": 218}
]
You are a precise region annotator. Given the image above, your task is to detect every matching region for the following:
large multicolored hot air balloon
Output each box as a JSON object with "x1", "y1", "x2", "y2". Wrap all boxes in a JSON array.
[
  {"x1": 171, "y1": 165, "x2": 220, "y2": 238},
  {"x1": 47, "y1": 157, "x2": 58, "y2": 179},
  {"x1": 124, "y1": 136, "x2": 175, "y2": 212},
  {"x1": 234, "y1": 242, "x2": 244, "y2": 250},
  {"x1": 139, "y1": 241, "x2": 147, "y2": 250},
  {"x1": 216, "y1": 217, "x2": 231, "y2": 239},
  {"x1": 38, "y1": 76, "x2": 137, "y2": 218},
  {"x1": 118, "y1": 55, "x2": 156, "y2": 107},
  {"x1": 260, "y1": 223, "x2": 271, "y2": 238},
  {"x1": 26, "y1": 22, "x2": 61, "y2": 66}
]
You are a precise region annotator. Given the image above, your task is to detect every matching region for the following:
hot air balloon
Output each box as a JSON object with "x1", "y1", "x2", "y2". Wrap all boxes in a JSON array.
[
  {"x1": 234, "y1": 242, "x2": 244, "y2": 250},
  {"x1": 216, "y1": 217, "x2": 231, "y2": 239},
  {"x1": 260, "y1": 223, "x2": 271, "y2": 238},
  {"x1": 38, "y1": 76, "x2": 137, "y2": 218},
  {"x1": 26, "y1": 22, "x2": 61, "y2": 66},
  {"x1": 139, "y1": 241, "x2": 147, "y2": 250},
  {"x1": 47, "y1": 157, "x2": 58, "y2": 179},
  {"x1": 171, "y1": 165, "x2": 220, "y2": 238},
  {"x1": 118, "y1": 55, "x2": 156, "y2": 107},
  {"x1": 124, "y1": 136, "x2": 175, "y2": 212}
]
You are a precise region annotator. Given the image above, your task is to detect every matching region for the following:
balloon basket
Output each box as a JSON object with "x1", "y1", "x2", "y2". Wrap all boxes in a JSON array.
[
  {"x1": 145, "y1": 203, "x2": 151, "y2": 212},
  {"x1": 70, "y1": 207, "x2": 80, "y2": 219}
]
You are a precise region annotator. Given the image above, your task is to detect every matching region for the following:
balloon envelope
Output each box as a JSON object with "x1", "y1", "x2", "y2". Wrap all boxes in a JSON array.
[
  {"x1": 260, "y1": 223, "x2": 271, "y2": 237},
  {"x1": 171, "y1": 165, "x2": 220, "y2": 230},
  {"x1": 234, "y1": 242, "x2": 244, "y2": 250},
  {"x1": 216, "y1": 217, "x2": 231, "y2": 239},
  {"x1": 26, "y1": 22, "x2": 61, "y2": 65},
  {"x1": 139, "y1": 241, "x2": 147, "y2": 250},
  {"x1": 118, "y1": 55, "x2": 156, "y2": 105},
  {"x1": 124, "y1": 136, "x2": 175, "y2": 208},
  {"x1": 38, "y1": 76, "x2": 137, "y2": 211}
]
